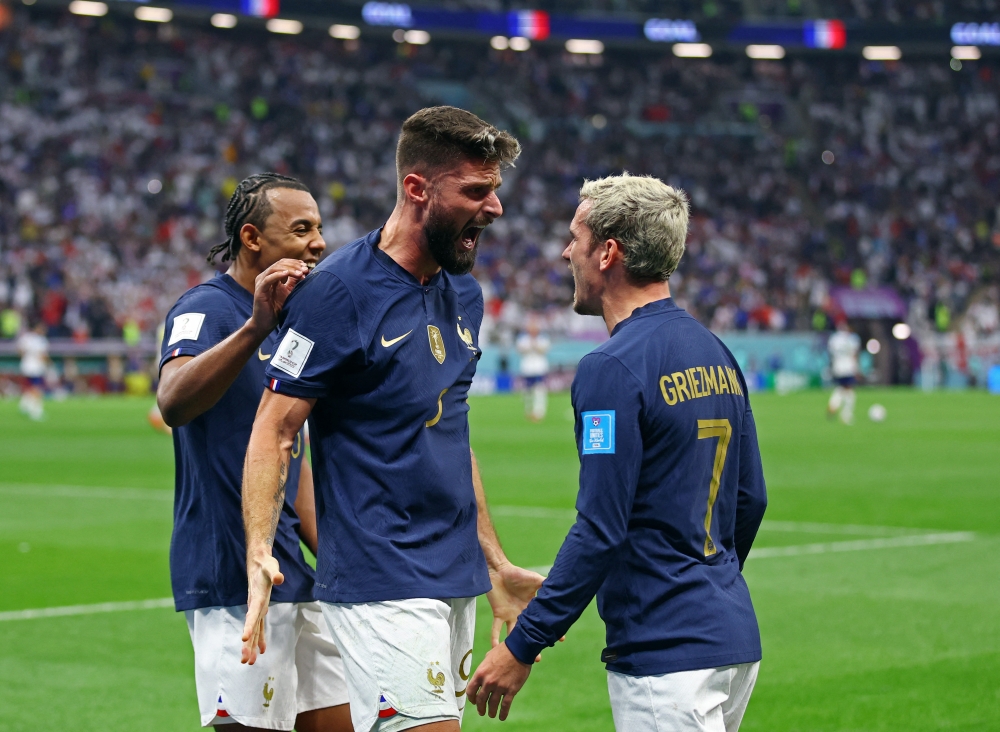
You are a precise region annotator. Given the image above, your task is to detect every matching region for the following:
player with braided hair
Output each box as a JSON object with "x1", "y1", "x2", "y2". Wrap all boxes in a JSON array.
[{"x1": 158, "y1": 173, "x2": 352, "y2": 731}]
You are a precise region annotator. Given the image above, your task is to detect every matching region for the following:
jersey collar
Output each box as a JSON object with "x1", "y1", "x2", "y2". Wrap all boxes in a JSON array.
[
  {"x1": 611, "y1": 297, "x2": 681, "y2": 337},
  {"x1": 368, "y1": 227, "x2": 445, "y2": 289}
]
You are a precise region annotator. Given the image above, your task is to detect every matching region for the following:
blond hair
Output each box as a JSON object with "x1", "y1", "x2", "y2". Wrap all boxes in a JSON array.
[{"x1": 579, "y1": 173, "x2": 690, "y2": 281}]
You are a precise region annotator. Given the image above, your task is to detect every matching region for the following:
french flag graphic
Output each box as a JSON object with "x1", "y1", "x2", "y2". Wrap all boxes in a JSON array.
[
  {"x1": 378, "y1": 695, "x2": 398, "y2": 719},
  {"x1": 269, "y1": 378, "x2": 280, "y2": 392},
  {"x1": 241, "y1": 0, "x2": 280, "y2": 18},
  {"x1": 804, "y1": 20, "x2": 846, "y2": 49},
  {"x1": 217, "y1": 696, "x2": 230, "y2": 718},
  {"x1": 509, "y1": 10, "x2": 549, "y2": 40},
  {"x1": 171, "y1": 347, "x2": 182, "y2": 358}
]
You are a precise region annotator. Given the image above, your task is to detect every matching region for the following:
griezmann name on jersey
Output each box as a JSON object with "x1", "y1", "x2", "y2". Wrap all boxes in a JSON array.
[
  {"x1": 263, "y1": 229, "x2": 491, "y2": 604},
  {"x1": 161, "y1": 274, "x2": 313, "y2": 611},
  {"x1": 506, "y1": 298, "x2": 768, "y2": 676}
]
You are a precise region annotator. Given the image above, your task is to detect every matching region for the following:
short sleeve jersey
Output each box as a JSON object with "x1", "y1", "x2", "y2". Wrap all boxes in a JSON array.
[
  {"x1": 161, "y1": 274, "x2": 313, "y2": 611},
  {"x1": 828, "y1": 331, "x2": 861, "y2": 378},
  {"x1": 506, "y1": 299, "x2": 768, "y2": 676},
  {"x1": 263, "y1": 229, "x2": 490, "y2": 603}
]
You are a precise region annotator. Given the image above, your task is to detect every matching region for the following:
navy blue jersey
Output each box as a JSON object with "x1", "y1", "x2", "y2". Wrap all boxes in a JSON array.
[
  {"x1": 161, "y1": 273, "x2": 313, "y2": 611},
  {"x1": 506, "y1": 298, "x2": 767, "y2": 676},
  {"x1": 263, "y1": 229, "x2": 490, "y2": 604}
]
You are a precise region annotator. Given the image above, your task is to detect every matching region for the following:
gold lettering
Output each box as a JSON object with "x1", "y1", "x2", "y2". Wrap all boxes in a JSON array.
[
  {"x1": 726, "y1": 367, "x2": 742, "y2": 396},
  {"x1": 716, "y1": 365, "x2": 730, "y2": 394},
  {"x1": 672, "y1": 372, "x2": 691, "y2": 402},
  {"x1": 686, "y1": 368, "x2": 701, "y2": 398},
  {"x1": 700, "y1": 366, "x2": 717, "y2": 396},
  {"x1": 659, "y1": 375, "x2": 678, "y2": 406}
]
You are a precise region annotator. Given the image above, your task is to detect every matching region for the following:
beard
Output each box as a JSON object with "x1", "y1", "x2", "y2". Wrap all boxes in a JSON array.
[{"x1": 424, "y1": 204, "x2": 484, "y2": 276}]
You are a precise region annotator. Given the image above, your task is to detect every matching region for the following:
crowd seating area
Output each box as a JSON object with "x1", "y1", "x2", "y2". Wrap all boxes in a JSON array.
[{"x1": 0, "y1": 5, "x2": 998, "y2": 349}]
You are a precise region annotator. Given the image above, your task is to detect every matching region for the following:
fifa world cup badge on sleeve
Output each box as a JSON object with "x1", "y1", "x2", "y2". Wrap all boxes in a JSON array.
[
  {"x1": 167, "y1": 312, "x2": 205, "y2": 345},
  {"x1": 581, "y1": 411, "x2": 616, "y2": 455},
  {"x1": 272, "y1": 329, "x2": 315, "y2": 378}
]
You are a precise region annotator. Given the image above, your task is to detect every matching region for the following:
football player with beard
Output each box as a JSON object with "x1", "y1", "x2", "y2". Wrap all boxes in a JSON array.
[{"x1": 240, "y1": 107, "x2": 546, "y2": 732}]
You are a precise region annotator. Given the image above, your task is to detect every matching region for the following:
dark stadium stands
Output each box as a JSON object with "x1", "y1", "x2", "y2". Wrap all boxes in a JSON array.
[{"x1": 0, "y1": 4, "x2": 998, "y2": 352}]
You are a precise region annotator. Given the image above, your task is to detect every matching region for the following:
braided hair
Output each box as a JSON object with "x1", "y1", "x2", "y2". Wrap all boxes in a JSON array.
[{"x1": 207, "y1": 172, "x2": 311, "y2": 264}]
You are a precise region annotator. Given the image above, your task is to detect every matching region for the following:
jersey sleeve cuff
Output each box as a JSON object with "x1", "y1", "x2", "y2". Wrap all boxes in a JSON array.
[
  {"x1": 263, "y1": 376, "x2": 328, "y2": 398},
  {"x1": 504, "y1": 625, "x2": 544, "y2": 665},
  {"x1": 159, "y1": 345, "x2": 207, "y2": 370}
]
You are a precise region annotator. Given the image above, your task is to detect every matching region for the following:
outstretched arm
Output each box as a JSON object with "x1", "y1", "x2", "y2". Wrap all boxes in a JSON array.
[
  {"x1": 157, "y1": 259, "x2": 308, "y2": 427},
  {"x1": 472, "y1": 450, "x2": 546, "y2": 650},
  {"x1": 241, "y1": 389, "x2": 315, "y2": 664}
]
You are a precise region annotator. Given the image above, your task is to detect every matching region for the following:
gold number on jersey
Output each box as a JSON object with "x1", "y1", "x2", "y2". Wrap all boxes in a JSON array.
[
  {"x1": 697, "y1": 419, "x2": 732, "y2": 557},
  {"x1": 425, "y1": 388, "x2": 449, "y2": 428},
  {"x1": 291, "y1": 431, "x2": 302, "y2": 459}
]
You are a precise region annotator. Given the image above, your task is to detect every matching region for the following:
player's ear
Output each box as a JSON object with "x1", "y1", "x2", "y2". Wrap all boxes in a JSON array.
[
  {"x1": 240, "y1": 223, "x2": 263, "y2": 254},
  {"x1": 598, "y1": 238, "x2": 621, "y2": 272},
  {"x1": 402, "y1": 172, "x2": 429, "y2": 205}
]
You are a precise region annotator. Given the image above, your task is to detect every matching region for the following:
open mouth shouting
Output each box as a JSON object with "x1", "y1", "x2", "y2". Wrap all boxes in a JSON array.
[{"x1": 460, "y1": 225, "x2": 486, "y2": 252}]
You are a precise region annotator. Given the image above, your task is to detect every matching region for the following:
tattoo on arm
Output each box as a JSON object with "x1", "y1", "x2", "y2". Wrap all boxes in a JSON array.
[{"x1": 265, "y1": 461, "x2": 287, "y2": 548}]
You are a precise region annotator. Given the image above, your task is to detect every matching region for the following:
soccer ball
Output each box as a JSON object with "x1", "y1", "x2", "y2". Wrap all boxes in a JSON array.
[{"x1": 868, "y1": 403, "x2": 887, "y2": 422}]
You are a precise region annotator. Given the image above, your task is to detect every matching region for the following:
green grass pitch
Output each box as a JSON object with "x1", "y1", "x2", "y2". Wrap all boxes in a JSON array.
[{"x1": 0, "y1": 389, "x2": 998, "y2": 731}]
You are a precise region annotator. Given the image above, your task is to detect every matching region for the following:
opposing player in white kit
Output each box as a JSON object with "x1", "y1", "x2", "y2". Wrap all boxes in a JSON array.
[
  {"x1": 17, "y1": 322, "x2": 49, "y2": 421},
  {"x1": 158, "y1": 173, "x2": 352, "y2": 731},
  {"x1": 827, "y1": 320, "x2": 861, "y2": 424},
  {"x1": 516, "y1": 317, "x2": 550, "y2": 421}
]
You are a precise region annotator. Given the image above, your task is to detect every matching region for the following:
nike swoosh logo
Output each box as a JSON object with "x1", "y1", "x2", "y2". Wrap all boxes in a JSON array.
[
  {"x1": 257, "y1": 349, "x2": 272, "y2": 361},
  {"x1": 381, "y1": 330, "x2": 413, "y2": 348}
]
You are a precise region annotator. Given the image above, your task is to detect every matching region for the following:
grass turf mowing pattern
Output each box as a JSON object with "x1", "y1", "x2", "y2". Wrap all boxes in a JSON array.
[{"x1": 0, "y1": 390, "x2": 997, "y2": 730}]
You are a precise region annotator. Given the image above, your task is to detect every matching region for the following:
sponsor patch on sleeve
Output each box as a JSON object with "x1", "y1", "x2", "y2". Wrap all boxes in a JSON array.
[
  {"x1": 581, "y1": 411, "x2": 616, "y2": 455},
  {"x1": 271, "y1": 329, "x2": 315, "y2": 379},
  {"x1": 167, "y1": 313, "x2": 206, "y2": 346}
]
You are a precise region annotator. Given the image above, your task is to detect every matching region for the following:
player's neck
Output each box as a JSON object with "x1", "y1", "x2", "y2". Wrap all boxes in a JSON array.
[
  {"x1": 226, "y1": 258, "x2": 260, "y2": 295},
  {"x1": 379, "y1": 206, "x2": 441, "y2": 285},
  {"x1": 600, "y1": 279, "x2": 672, "y2": 334}
]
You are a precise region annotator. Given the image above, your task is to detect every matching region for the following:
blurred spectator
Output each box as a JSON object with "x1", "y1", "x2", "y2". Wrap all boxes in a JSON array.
[{"x1": 0, "y1": 6, "x2": 997, "y2": 352}]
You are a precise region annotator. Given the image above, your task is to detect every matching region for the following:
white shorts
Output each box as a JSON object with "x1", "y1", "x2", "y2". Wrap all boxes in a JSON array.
[
  {"x1": 608, "y1": 661, "x2": 759, "y2": 732},
  {"x1": 185, "y1": 602, "x2": 349, "y2": 730},
  {"x1": 321, "y1": 597, "x2": 476, "y2": 732}
]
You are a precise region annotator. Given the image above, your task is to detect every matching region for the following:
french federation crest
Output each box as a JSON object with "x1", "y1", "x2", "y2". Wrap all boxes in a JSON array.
[{"x1": 427, "y1": 325, "x2": 446, "y2": 364}]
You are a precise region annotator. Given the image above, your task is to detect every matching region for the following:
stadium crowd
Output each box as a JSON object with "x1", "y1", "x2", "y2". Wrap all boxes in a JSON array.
[{"x1": 0, "y1": 5, "x2": 998, "y2": 351}]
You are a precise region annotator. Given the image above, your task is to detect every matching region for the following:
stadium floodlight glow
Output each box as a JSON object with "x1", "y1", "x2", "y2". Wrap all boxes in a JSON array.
[
  {"x1": 68, "y1": 1, "x2": 107, "y2": 17},
  {"x1": 866, "y1": 338, "x2": 881, "y2": 355},
  {"x1": 746, "y1": 44, "x2": 785, "y2": 59},
  {"x1": 673, "y1": 42, "x2": 712, "y2": 58},
  {"x1": 644, "y1": 18, "x2": 700, "y2": 43},
  {"x1": 822, "y1": 150, "x2": 835, "y2": 164},
  {"x1": 135, "y1": 6, "x2": 172, "y2": 23},
  {"x1": 403, "y1": 29, "x2": 430, "y2": 44},
  {"x1": 951, "y1": 45, "x2": 981, "y2": 60},
  {"x1": 862, "y1": 46, "x2": 902, "y2": 61},
  {"x1": 565, "y1": 39, "x2": 604, "y2": 54},
  {"x1": 266, "y1": 18, "x2": 303, "y2": 34},
  {"x1": 892, "y1": 323, "x2": 911, "y2": 340},
  {"x1": 490, "y1": 35, "x2": 509, "y2": 50},
  {"x1": 509, "y1": 36, "x2": 531, "y2": 51},
  {"x1": 147, "y1": 179, "x2": 163, "y2": 194},
  {"x1": 951, "y1": 22, "x2": 1000, "y2": 46},
  {"x1": 329, "y1": 24, "x2": 361, "y2": 39},
  {"x1": 211, "y1": 13, "x2": 238, "y2": 28},
  {"x1": 362, "y1": 2, "x2": 412, "y2": 28}
]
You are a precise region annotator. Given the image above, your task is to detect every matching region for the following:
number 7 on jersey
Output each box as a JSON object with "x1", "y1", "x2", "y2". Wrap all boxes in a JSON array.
[{"x1": 697, "y1": 419, "x2": 732, "y2": 557}]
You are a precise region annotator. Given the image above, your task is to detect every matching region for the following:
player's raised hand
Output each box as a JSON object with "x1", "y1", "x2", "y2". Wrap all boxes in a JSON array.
[
  {"x1": 249, "y1": 259, "x2": 310, "y2": 337},
  {"x1": 240, "y1": 553, "x2": 284, "y2": 665},
  {"x1": 486, "y1": 562, "x2": 545, "y2": 648},
  {"x1": 467, "y1": 642, "x2": 532, "y2": 721}
]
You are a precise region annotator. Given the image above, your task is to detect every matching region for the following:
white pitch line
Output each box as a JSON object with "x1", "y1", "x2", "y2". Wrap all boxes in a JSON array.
[
  {"x1": 0, "y1": 598, "x2": 174, "y2": 623},
  {"x1": 492, "y1": 506, "x2": 952, "y2": 538},
  {"x1": 526, "y1": 532, "x2": 976, "y2": 577},
  {"x1": 0, "y1": 483, "x2": 172, "y2": 501},
  {"x1": 748, "y1": 532, "x2": 975, "y2": 559}
]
